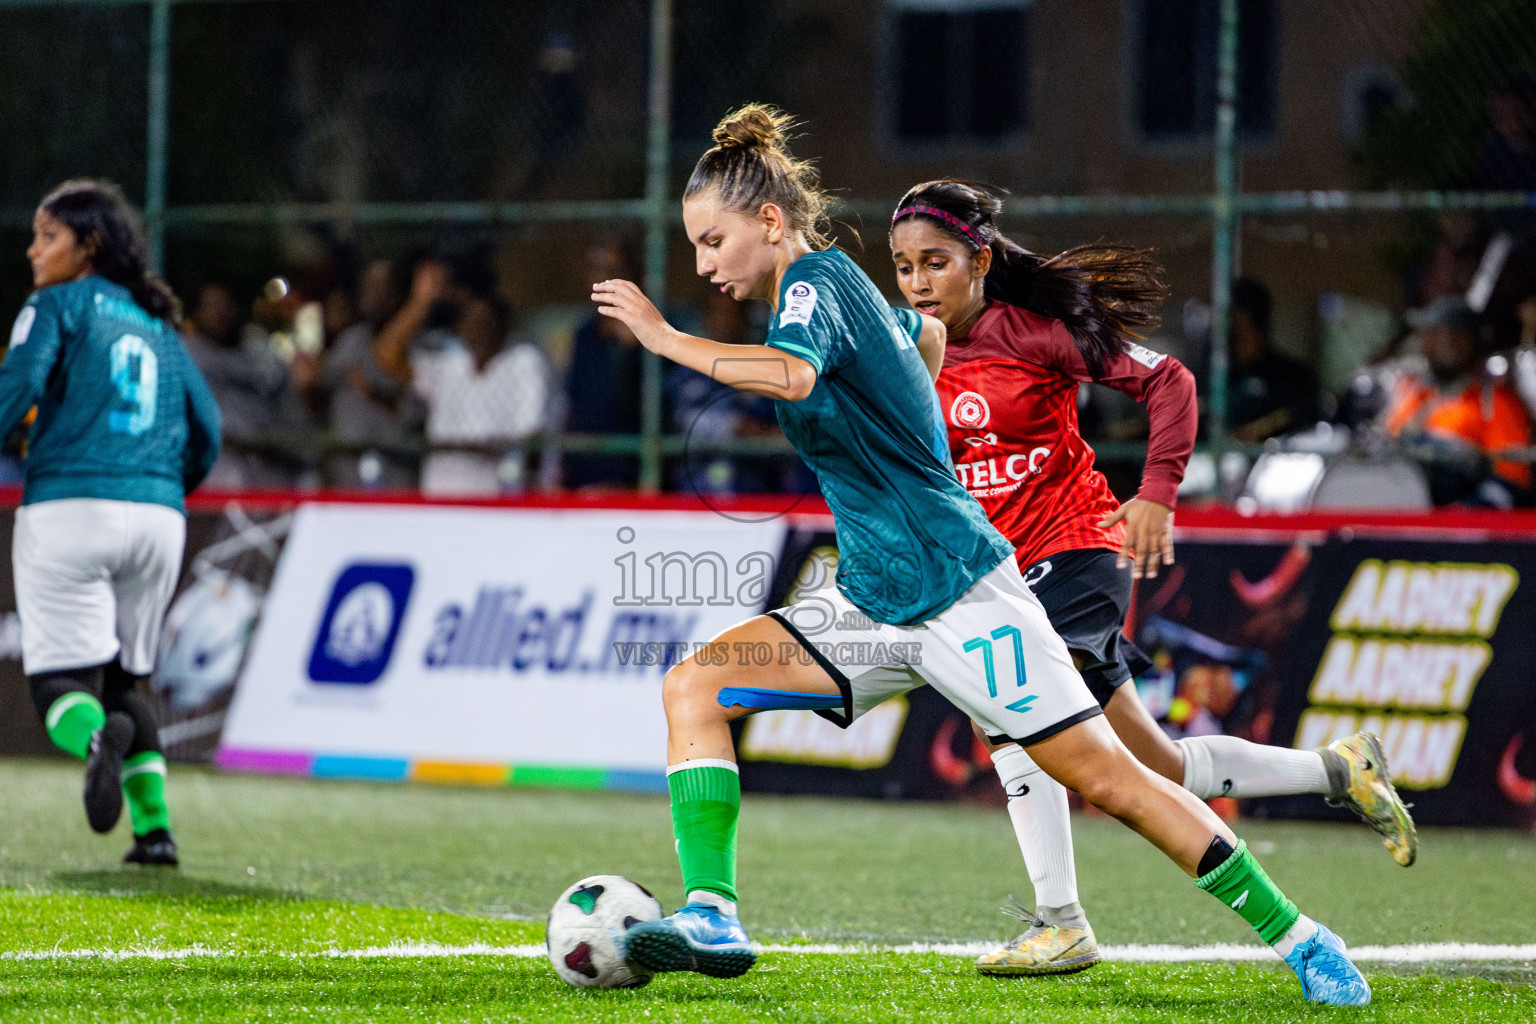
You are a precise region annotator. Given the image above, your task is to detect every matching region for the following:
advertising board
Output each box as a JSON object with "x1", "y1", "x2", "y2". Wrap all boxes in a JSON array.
[
  {"x1": 218, "y1": 502, "x2": 788, "y2": 791},
  {"x1": 739, "y1": 516, "x2": 1536, "y2": 827},
  {"x1": 1256, "y1": 533, "x2": 1536, "y2": 827},
  {"x1": 0, "y1": 500, "x2": 288, "y2": 761}
]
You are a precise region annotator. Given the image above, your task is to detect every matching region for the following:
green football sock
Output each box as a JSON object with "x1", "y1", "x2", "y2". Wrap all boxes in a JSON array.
[
  {"x1": 44, "y1": 692, "x2": 106, "y2": 761},
  {"x1": 668, "y1": 762, "x2": 740, "y2": 902},
  {"x1": 122, "y1": 752, "x2": 171, "y2": 835},
  {"x1": 1196, "y1": 838, "x2": 1300, "y2": 945}
]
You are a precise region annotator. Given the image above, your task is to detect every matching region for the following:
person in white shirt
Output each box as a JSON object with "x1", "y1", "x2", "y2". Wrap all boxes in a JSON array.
[{"x1": 375, "y1": 263, "x2": 551, "y2": 496}]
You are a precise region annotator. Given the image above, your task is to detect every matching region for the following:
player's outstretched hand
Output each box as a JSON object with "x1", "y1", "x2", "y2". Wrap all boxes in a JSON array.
[
  {"x1": 591, "y1": 278, "x2": 673, "y2": 353},
  {"x1": 1098, "y1": 498, "x2": 1174, "y2": 579}
]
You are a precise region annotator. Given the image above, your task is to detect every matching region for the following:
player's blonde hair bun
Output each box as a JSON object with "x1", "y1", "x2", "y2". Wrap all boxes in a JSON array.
[
  {"x1": 711, "y1": 104, "x2": 794, "y2": 152},
  {"x1": 687, "y1": 104, "x2": 833, "y2": 250}
]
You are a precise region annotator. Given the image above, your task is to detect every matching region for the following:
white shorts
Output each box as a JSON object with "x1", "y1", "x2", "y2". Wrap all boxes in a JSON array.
[
  {"x1": 13, "y1": 498, "x2": 186, "y2": 676},
  {"x1": 769, "y1": 558, "x2": 1101, "y2": 745}
]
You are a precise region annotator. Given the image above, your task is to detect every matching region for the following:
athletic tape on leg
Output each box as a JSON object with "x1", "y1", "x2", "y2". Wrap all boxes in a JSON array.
[{"x1": 717, "y1": 687, "x2": 845, "y2": 713}]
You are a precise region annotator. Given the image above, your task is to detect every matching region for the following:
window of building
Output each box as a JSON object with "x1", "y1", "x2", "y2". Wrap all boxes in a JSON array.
[
  {"x1": 1135, "y1": 0, "x2": 1277, "y2": 142},
  {"x1": 888, "y1": 0, "x2": 1032, "y2": 146},
  {"x1": 1341, "y1": 64, "x2": 1408, "y2": 144}
]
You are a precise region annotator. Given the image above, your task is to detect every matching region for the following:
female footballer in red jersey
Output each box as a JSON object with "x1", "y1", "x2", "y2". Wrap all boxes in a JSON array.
[{"x1": 889, "y1": 180, "x2": 1418, "y2": 977}]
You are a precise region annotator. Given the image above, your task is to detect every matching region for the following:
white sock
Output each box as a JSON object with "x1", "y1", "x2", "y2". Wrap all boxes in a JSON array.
[
  {"x1": 991, "y1": 744, "x2": 1078, "y2": 909},
  {"x1": 687, "y1": 890, "x2": 738, "y2": 917},
  {"x1": 1178, "y1": 735, "x2": 1331, "y2": 799},
  {"x1": 1271, "y1": 913, "x2": 1318, "y2": 959}
]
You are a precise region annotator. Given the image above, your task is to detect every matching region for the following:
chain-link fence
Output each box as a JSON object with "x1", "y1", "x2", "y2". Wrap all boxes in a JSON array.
[{"x1": 2, "y1": 0, "x2": 1536, "y2": 504}]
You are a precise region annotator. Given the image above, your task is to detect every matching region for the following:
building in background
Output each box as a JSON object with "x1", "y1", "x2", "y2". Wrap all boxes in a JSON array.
[{"x1": 4, "y1": 0, "x2": 1530, "y2": 487}]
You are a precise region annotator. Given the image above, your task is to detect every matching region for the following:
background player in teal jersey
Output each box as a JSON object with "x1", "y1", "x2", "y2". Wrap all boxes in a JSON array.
[
  {"x1": 2, "y1": 179, "x2": 221, "y2": 866},
  {"x1": 590, "y1": 106, "x2": 1370, "y2": 1005}
]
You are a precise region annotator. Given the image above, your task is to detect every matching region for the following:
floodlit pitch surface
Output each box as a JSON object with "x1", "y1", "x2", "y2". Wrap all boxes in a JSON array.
[{"x1": 0, "y1": 760, "x2": 1531, "y2": 1022}]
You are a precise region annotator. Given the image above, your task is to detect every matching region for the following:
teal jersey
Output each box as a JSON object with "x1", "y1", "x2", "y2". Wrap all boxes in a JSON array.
[
  {"x1": 1, "y1": 276, "x2": 221, "y2": 512},
  {"x1": 764, "y1": 248, "x2": 1012, "y2": 625}
]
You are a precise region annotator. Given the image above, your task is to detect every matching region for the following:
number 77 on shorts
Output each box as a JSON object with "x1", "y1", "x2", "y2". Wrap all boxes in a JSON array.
[{"x1": 964, "y1": 625, "x2": 1037, "y2": 714}]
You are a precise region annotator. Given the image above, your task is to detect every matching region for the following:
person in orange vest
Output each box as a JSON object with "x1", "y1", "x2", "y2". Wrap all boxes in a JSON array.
[{"x1": 1385, "y1": 296, "x2": 1532, "y2": 505}]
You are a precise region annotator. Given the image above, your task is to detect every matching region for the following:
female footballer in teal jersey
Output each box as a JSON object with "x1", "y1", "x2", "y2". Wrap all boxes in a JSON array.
[
  {"x1": 890, "y1": 180, "x2": 1416, "y2": 980},
  {"x1": 591, "y1": 106, "x2": 1369, "y2": 1005},
  {"x1": 1, "y1": 180, "x2": 221, "y2": 866}
]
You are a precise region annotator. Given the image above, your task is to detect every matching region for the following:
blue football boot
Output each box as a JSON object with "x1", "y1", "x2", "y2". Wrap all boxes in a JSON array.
[
  {"x1": 1283, "y1": 923, "x2": 1372, "y2": 1006},
  {"x1": 623, "y1": 902, "x2": 757, "y2": 979}
]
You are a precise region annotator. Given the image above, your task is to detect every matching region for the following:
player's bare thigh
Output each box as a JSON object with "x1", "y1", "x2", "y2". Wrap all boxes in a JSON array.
[
  {"x1": 969, "y1": 650, "x2": 1187, "y2": 784},
  {"x1": 663, "y1": 614, "x2": 841, "y2": 763}
]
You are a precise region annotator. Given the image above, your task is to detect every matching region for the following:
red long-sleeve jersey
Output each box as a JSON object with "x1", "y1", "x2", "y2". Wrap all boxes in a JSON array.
[{"x1": 936, "y1": 301, "x2": 1197, "y2": 569}]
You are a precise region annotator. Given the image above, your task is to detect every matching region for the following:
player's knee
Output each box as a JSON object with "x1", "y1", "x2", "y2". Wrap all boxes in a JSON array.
[
  {"x1": 1075, "y1": 770, "x2": 1135, "y2": 817},
  {"x1": 661, "y1": 659, "x2": 723, "y2": 719},
  {"x1": 1074, "y1": 774, "x2": 1115, "y2": 811},
  {"x1": 660, "y1": 663, "x2": 688, "y2": 709},
  {"x1": 102, "y1": 663, "x2": 162, "y2": 756}
]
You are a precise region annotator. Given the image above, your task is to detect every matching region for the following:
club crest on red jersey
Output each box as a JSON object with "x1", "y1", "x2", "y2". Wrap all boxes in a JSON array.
[{"x1": 949, "y1": 390, "x2": 990, "y2": 429}]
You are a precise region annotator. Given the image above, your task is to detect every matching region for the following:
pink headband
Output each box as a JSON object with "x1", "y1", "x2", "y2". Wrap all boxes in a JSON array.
[{"x1": 892, "y1": 204, "x2": 986, "y2": 249}]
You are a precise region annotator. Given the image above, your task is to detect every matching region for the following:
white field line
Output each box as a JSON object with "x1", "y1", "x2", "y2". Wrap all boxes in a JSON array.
[{"x1": 2, "y1": 942, "x2": 1533, "y2": 964}]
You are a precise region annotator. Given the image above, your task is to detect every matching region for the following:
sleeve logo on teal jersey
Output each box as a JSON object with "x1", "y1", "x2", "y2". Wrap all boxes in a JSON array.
[
  {"x1": 9, "y1": 305, "x2": 35, "y2": 348},
  {"x1": 779, "y1": 281, "x2": 818, "y2": 328}
]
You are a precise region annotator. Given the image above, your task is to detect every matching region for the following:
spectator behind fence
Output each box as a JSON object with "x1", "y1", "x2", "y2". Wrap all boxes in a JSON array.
[
  {"x1": 318, "y1": 259, "x2": 424, "y2": 489},
  {"x1": 321, "y1": 276, "x2": 360, "y2": 342},
  {"x1": 1412, "y1": 74, "x2": 1536, "y2": 317},
  {"x1": 565, "y1": 240, "x2": 643, "y2": 488},
  {"x1": 1225, "y1": 277, "x2": 1320, "y2": 443},
  {"x1": 182, "y1": 281, "x2": 310, "y2": 488},
  {"x1": 373, "y1": 262, "x2": 551, "y2": 497},
  {"x1": 1513, "y1": 293, "x2": 1536, "y2": 425},
  {"x1": 1473, "y1": 70, "x2": 1536, "y2": 198},
  {"x1": 1384, "y1": 296, "x2": 1532, "y2": 506},
  {"x1": 1475, "y1": 72, "x2": 1536, "y2": 351},
  {"x1": 291, "y1": 275, "x2": 361, "y2": 409}
]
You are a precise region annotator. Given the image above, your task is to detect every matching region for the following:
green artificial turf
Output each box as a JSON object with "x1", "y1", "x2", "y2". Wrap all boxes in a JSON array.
[
  {"x1": 0, "y1": 758, "x2": 1531, "y2": 1022},
  {"x1": 1, "y1": 944, "x2": 1531, "y2": 1024}
]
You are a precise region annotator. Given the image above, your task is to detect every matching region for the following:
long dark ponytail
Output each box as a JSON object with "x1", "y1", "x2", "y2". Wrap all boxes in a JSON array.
[
  {"x1": 891, "y1": 180, "x2": 1167, "y2": 379},
  {"x1": 38, "y1": 179, "x2": 181, "y2": 324}
]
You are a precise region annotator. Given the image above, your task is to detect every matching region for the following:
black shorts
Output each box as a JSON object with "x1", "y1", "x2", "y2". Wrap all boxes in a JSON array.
[{"x1": 1022, "y1": 548, "x2": 1151, "y2": 708}]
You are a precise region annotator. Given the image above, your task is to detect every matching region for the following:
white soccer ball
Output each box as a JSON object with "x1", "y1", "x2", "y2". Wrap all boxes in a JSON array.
[{"x1": 546, "y1": 875, "x2": 664, "y2": 988}]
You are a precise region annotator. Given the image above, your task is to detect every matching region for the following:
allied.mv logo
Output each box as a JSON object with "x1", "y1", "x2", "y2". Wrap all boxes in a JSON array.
[
  {"x1": 308, "y1": 563, "x2": 415, "y2": 684},
  {"x1": 949, "y1": 391, "x2": 991, "y2": 429}
]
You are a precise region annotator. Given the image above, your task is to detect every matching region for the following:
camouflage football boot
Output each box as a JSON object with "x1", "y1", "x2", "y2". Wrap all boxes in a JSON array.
[
  {"x1": 1322, "y1": 731, "x2": 1417, "y2": 867},
  {"x1": 975, "y1": 900, "x2": 1101, "y2": 977}
]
